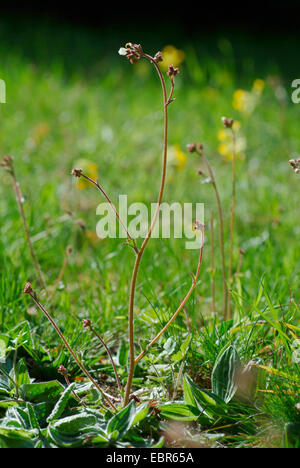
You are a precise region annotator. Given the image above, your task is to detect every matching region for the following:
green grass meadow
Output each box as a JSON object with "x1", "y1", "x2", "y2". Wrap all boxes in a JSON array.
[{"x1": 0, "y1": 18, "x2": 300, "y2": 448}]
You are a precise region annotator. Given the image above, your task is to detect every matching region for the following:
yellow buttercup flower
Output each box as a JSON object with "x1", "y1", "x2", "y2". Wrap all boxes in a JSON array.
[
  {"x1": 252, "y1": 78, "x2": 265, "y2": 95},
  {"x1": 160, "y1": 45, "x2": 185, "y2": 72},
  {"x1": 73, "y1": 158, "x2": 99, "y2": 190},
  {"x1": 31, "y1": 122, "x2": 50, "y2": 146}
]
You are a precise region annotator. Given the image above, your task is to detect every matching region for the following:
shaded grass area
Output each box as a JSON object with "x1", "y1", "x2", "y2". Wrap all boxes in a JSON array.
[{"x1": 0, "y1": 17, "x2": 300, "y2": 447}]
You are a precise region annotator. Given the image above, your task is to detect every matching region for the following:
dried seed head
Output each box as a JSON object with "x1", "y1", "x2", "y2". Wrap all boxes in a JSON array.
[
  {"x1": 167, "y1": 64, "x2": 179, "y2": 79},
  {"x1": 71, "y1": 168, "x2": 83, "y2": 178},
  {"x1": 222, "y1": 117, "x2": 234, "y2": 128},
  {"x1": 82, "y1": 318, "x2": 92, "y2": 328}
]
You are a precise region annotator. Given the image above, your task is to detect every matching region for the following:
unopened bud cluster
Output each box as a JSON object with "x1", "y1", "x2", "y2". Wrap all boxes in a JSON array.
[
  {"x1": 0, "y1": 155, "x2": 14, "y2": 174},
  {"x1": 289, "y1": 158, "x2": 300, "y2": 174},
  {"x1": 71, "y1": 168, "x2": 83, "y2": 178}
]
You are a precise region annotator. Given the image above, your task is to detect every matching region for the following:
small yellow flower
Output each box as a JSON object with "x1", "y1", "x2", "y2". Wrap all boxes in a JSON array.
[
  {"x1": 218, "y1": 143, "x2": 230, "y2": 157},
  {"x1": 73, "y1": 158, "x2": 99, "y2": 189},
  {"x1": 252, "y1": 78, "x2": 265, "y2": 95},
  {"x1": 86, "y1": 229, "x2": 99, "y2": 244},
  {"x1": 160, "y1": 45, "x2": 185, "y2": 72}
]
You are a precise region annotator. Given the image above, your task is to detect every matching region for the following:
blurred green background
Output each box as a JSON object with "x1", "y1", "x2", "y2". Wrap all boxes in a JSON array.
[{"x1": 0, "y1": 13, "x2": 300, "y2": 342}]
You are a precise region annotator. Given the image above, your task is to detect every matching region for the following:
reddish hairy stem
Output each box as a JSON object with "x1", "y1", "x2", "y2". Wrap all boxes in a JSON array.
[
  {"x1": 198, "y1": 151, "x2": 228, "y2": 318},
  {"x1": 227, "y1": 128, "x2": 236, "y2": 319}
]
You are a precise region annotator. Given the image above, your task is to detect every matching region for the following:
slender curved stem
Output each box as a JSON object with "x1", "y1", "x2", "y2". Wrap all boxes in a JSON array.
[
  {"x1": 63, "y1": 372, "x2": 86, "y2": 407},
  {"x1": 87, "y1": 323, "x2": 122, "y2": 392},
  {"x1": 123, "y1": 53, "x2": 169, "y2": 406},
  {"x1": 79, "y1": 173, "x2": 138, "y2": 253}
]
